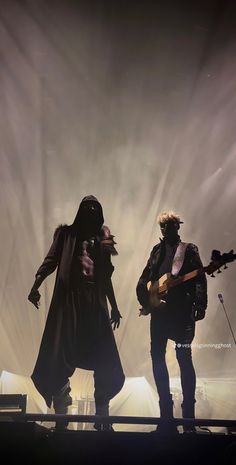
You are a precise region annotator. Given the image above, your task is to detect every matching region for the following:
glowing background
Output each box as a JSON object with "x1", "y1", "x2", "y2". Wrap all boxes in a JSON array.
[{"x1": 0, "y1": 0, "x2": 236, "y2": 422}]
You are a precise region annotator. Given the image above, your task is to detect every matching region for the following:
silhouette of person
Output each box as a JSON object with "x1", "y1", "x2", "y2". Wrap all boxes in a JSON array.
[
  {"x1": 136, "y1": 211, "x2": 207, "y2": 433},
  {"x1": 28, "y1": 195, "x2": 125, "y2": 430}
]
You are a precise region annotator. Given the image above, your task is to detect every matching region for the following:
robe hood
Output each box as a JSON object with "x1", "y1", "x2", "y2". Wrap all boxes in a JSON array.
[{"x1": 72, "y1": 195, "x2": 104, "y2": 235}]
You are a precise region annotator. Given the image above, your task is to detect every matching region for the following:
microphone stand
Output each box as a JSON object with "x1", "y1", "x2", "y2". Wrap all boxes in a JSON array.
[{"x1": 218, "y1": 294, "x2": 236, "y2": 345}]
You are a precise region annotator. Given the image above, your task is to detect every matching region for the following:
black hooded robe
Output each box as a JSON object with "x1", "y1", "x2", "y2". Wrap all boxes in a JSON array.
[{"x1": 31, "y1": 197, "x2": 125, "y2": 408}]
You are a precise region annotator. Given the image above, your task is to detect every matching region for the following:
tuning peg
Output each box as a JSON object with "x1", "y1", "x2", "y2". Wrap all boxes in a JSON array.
[
  {"x1": 217, "y1": 269, "x2": 222, "y2": 273},
  {"x1": 224, "y1": 264, "x2": 228, "y2": 269},
  {"x1": 211, "y1": 273, "x2": 215, "y2": 277}
]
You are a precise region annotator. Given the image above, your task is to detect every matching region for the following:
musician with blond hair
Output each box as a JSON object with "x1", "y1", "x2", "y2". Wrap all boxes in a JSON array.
[{"x1": 136, "y1": 210, "x2": 207, "y2": 433}]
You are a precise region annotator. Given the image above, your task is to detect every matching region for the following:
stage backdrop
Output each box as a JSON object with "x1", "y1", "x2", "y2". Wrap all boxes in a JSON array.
[{"x1": 0, "y1": 0, "x2": 236, "y2": 418}]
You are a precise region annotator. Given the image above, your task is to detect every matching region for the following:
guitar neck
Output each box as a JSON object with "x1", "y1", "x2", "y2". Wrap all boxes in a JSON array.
[
  {"x1": 167, "y1": 267, "x2": 205, "y2": 289},
  {"x1": 157, "y1": 250, "x2": 236, "y2": 294}
]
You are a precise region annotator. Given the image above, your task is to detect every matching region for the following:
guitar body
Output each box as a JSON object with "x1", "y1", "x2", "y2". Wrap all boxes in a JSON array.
[{"x1": 147, "y1": 273, "x2": 171, "y2": 308}]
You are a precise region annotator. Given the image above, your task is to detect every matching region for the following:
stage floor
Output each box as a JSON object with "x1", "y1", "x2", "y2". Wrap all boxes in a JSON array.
[{"x1": 0, "y1": 421, "x2": 235, "y2": 465}]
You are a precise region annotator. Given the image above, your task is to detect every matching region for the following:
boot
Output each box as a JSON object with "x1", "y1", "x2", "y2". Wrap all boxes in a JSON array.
[
  {"x1": 54, "y1": 405, "x2": 69, "y2": 431},
  {"x1": 52, "y1": 383, "x2": 72, "y2": 431},
  {"x1": 155, "y1": 395, "x2": 178, "y2": 435},
  {"x1": 181, "y1": 400, "x2": 197, "y2": 433},
  {"x1": 94, "y1": 403, "x2": 114, "y2": 432}
]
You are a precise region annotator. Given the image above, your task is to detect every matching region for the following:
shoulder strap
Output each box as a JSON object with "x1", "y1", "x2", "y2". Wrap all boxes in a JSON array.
[{"x1": 171, "y1": 242, "x2": 188, "y2": 277}]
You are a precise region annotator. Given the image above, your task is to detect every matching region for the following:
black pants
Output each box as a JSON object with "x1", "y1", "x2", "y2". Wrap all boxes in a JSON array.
[
  {"x1": 53, "y1": 283, "x2": 124, "y2": 413},
  {"x1": 52, "y1": 372, "x2": 111, "y2": 415},
  {"x1": 150, "y1": 308, "x2": 196, "y2": 406}
]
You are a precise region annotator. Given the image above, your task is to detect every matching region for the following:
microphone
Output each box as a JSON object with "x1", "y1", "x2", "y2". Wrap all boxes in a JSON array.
[{"x1": 218, "y1": 293, "x2": 236, "y2": 345}]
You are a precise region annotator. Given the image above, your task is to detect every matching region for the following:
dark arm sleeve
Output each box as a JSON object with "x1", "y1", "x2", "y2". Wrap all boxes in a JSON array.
[
  {"x1": 102, "y1": 247, "x2": 119, "y2": 310},
  {"x1": 34, "y1": 225, "x2": 65, "y2": 283},
  {"x1": 105, "y1": 277, "x2": 118, "y2": 310},
  {"x1": 136, "y1": 256, "x2": 152, "y2": 308},
  {"x1": 187, "y1": 243, "x2": 208, "y2": 311}
]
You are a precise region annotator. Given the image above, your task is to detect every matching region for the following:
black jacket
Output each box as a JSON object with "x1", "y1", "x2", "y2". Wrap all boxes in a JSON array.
[{"x1": 136, "y1": 239, "x2": 208, "y2": 312}]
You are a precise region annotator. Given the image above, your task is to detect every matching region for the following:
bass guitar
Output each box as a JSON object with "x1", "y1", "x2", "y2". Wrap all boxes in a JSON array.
[{"x1": 139, "y1": 249, "x2": 236, "y2": 315}]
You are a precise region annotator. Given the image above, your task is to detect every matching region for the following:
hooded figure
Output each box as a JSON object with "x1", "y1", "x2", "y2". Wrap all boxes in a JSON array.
[{"x1": 28, "y1": 195, "x2": 125, "y2": 430}]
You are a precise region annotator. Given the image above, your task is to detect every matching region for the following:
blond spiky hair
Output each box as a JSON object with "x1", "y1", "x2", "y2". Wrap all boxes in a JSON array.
[{"x1": 157, "y1": 210, "x2": 182, "y2": 225}]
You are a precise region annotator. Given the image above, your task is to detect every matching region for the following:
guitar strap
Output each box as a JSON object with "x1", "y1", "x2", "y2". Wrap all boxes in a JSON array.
[{"x1": 171, "y1": 242, "x2": 188, "y2": 277}]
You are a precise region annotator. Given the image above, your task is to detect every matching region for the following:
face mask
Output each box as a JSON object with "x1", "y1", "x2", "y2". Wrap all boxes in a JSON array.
[{"x1": 160, "y1": 221, "x2": 179, "y2": 237}]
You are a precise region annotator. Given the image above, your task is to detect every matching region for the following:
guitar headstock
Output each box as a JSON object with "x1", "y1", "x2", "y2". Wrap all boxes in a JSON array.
[{"x1": 205, "y1": 249, "x2": 236, "y2": 276}]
